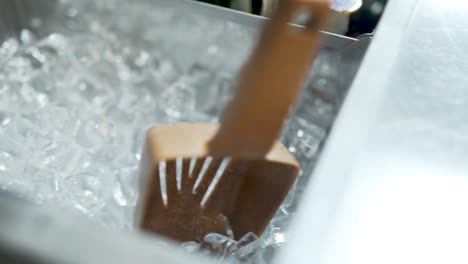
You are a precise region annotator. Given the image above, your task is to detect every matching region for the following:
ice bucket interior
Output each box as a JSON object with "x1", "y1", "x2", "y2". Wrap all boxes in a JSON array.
[{"x1": 0, "y1": 0, "x2": 370, "y2": 263}]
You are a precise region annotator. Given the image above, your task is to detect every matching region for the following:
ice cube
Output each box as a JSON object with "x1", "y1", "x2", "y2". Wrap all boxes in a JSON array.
[
  {"x1": 265, "y1": 214, "x2": 291, "y2": 247},
  {"x1": 71, "y1": 35, "x2": 104, "y2": 66},
  {"x1": 202, "y1": 233, "x2": 237, "y2": 256},
  {"x1": 0, "y1": 38, "x2": 19, "y2": 66},
  {"x1": 0, "y1": 110, "x2": 14, "y2": 131},
  {"x1": 312, "y1": 49, "x2": 340, "y2": 77},
  {"x1": 3, "y1": 56, "x2": 35, "y2": 82},
  {"x1": 151, "y1": 59, "x2": 181, "y2": 84},
  {"x1": 280, "y1": 179, "x2": 299, "y2": 214},
  {"x1": 308, "y1": 76, "x2": 340, "y2": 103},
  {"x1": 182, "y1": 241, "x2": 201, "y2": 253},
  {"x1": 112, "y1": 181, "x2": 128, "y2": 206},
  {"x1": 30, "y1": 169, "x2": 61, "y2": 203},
  {"x1": 185, "y1": 63, "x2": 219, "y2": 113},
  {"x1": 19, "y1": 29, "x2": 37, "y2": 46},
  {"x1": 233, "y1": 232, "x2": 262, "y2": 262},
  {"x1": 0, "y1": 148, "x2": 23, "y2": 178},
  {"x1": 159, "y1": 79, "x2": 196, "y2": 119},
  {"x1": 236, "y1": 232, "x2": 258, "y2": 248},
  {"x1": 75, "y1": 118, "x2": 115, "y2": 151},
  {"x1": 114, "y1": 167, "x2": 138, "y2": 206},
  {"x1": 118, "y1": 48, "x2": 151, "y2": 83},
  {"x1": 64, "y1": 169, "x2": 112, "y2": 214}
]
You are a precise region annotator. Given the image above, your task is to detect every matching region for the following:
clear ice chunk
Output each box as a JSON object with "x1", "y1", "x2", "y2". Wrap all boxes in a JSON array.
[
  {"x1": 182, "y1": 241, "x2": 201, "y2": 253},
  {"x1": 233, "y1": 233, "x2": 262, "y2": 262},
  {"x1": 65, "y1": 168, "x2": 113, "y2": 214},
  {"x1": 3, "y1": 56, "x2": 35, "y2": 82},
  {"x1": 152, "y1": 60, "x2": 181, "y2": 86},
  {"x1": 0, "y1": 38, "x2": 19, "y2": 66},
  {"x1": 202, "y1": 233, "x2": 237, "y2": 256},
  {"x1": 185, "y1": 63, "x2": 219, "y2": 112},
  {"x1": 159, "y1": 79, "x2": 196, "y2": 119},
  {"x1": 19, "y1": 29, "x2": 37, "y2": 46}
]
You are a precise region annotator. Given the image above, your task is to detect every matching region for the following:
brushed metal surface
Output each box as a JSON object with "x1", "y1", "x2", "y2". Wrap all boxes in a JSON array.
[
  {"x1": 0, "y1": 190, "x2": 211, "y2": 264},
  {"x1": 279, "y1": 0, "x2": 468, "y2": 263}
]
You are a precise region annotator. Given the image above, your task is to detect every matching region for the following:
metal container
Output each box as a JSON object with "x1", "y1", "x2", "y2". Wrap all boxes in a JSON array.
[{"x1": 0, "y1": 0, "x2": 370, "y2": 263}]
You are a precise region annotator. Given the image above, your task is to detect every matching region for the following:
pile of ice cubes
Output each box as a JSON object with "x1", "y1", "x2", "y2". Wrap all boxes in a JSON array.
[{"x1": 0, "y1": 0, "x2": 343, "y2": 263}]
